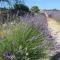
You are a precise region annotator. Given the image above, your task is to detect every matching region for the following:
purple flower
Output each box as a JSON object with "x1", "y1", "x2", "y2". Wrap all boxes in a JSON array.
[{"x1": 3, "y1": 51, "x2": 15, "y2": 59}]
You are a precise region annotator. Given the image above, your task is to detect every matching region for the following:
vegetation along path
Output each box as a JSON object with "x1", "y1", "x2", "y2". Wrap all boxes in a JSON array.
[{"x1": 47, "y1": 17, "x2": 60, "y2": 52}]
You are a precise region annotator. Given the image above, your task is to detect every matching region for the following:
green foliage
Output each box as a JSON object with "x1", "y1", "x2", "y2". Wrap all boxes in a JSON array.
[
  {"x1": 0, "y1": 7, "x2": 8, "y2": 13},
  {"x1": 0, "y1": 0, "x2": 25, "y2": 9},
  {"x1": 0, "y1": 0, "x2": 11, "y2": 7},
  {"x1": 31, "y1": 6, "x2": 40, "y2": 13},
  {"x1": 0, "y1": 22, "x2": 49, "y2": 60},
  {"x1": 14, "y1": 3, "x2": 29, "y2": 12}
]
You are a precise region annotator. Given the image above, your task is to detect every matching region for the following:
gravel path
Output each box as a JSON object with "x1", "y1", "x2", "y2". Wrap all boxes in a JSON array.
[{"x1": 47, "y1": 17, "x2": 60, "y2": 52}]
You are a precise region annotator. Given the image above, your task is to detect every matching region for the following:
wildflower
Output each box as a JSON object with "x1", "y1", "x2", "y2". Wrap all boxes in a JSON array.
[
  {"x1": 26, "y1": 52, "x2": 28, "y2": 56},
  {"x1": 3, "y1": 51, "x2": 15, "y2": 60}
]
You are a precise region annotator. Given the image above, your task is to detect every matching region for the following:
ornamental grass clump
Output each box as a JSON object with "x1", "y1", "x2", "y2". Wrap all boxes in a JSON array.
[{"x1": 0, "y1": 22, "x2": 49, "y2": 60}]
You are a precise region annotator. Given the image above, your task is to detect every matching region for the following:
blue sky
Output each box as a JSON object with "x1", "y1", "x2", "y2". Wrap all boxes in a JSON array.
[
  {"x1": 25, "y1": 0, "x2": 60, "y2": 9},
  {"x1": 0, "y1": 0, "x2": 60, "y2": 9}
]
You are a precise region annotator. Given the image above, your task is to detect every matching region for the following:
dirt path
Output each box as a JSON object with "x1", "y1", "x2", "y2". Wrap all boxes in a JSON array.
[{"x1": 47, "y1": 17, "x2": 60, "y2": 52}]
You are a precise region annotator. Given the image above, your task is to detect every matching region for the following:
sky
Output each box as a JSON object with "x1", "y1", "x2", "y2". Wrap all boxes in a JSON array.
[
  {"x1": 0, "y1": 0, "x2": 60, "y2": 9},
  {"x1": 25, "y1": 0, "x2": 60, "y2": 9}
]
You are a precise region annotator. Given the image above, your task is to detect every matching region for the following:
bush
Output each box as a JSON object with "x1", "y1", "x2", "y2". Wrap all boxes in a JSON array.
[
  {"x1": 31, "y1": 6, "x2": 40, "y2": 13},
  {"x1": 0, "y1": 22, "x2": 49, "y2": 60}
]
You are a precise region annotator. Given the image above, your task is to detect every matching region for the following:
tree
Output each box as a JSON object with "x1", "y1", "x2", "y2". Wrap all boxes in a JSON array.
[
  {"x1": 0, "y1": 0, "x2": 25, "y2": 8},
  {"x1": 0, "y1": 0, "x2": 11, "y2": 7},
  {"x1": 14, "y1": 3, "x2": 29, "y2": 12},
  {"x1": 31, "y1": 6, "x2": 40, "y2": 13}
]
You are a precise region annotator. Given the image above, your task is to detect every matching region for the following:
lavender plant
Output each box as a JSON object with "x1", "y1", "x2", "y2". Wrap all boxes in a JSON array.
[{"x1": 0, "y1": 22, "x2": 50, "y2": 60}]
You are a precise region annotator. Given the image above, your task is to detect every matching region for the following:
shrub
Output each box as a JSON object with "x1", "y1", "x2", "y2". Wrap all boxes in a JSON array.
[
  {"x1": 0, "y1": 22, "x2": 49, "y2": 60},
  {"x1": 30, "y1": 6, "x2": 40, "y2": 13}
]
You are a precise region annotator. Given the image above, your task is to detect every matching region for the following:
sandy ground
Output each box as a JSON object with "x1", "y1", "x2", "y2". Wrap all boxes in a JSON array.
[{"x1": 47, "y1": 17, "x2": 60, "y2": 52}]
